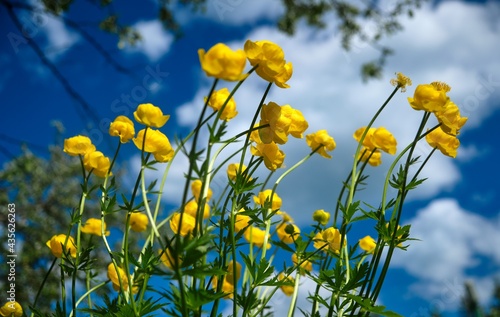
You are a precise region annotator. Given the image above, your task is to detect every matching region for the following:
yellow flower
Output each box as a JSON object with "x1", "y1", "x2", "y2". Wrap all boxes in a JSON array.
[
  {"x1": 159, "y1": 248, "x2": 182, "y2": 270},
  {"x1": 306, "y1": 130, "x2": 336, "y2": 159},
  {"x1": 244, "y1": 40, "x2": 293, "y2": 88},
  {"x1": 434, "y1": 101, "x2": 468, "y2": 136},
  {"x1": 46, "y1": 234, "x2": 77, "y2": 258},
  {"x1": 408, "y1": 83, "x2": 449, "y2": 112},
  {"x1": 225, "y1": 260, "x2": 242, "y2": 284},
  {"x1": 183, "y1": 200, "x2": 210, "y2": 219},
  {"x1": 133, "y1": 103, "x2": 170, "y2": 128},
  {"x1": 425, "y1": 126, "x2": 460, "y2": 158},
  {"x1": 170, "y1": 212, "x2": 196, "y2": 236},
  {"x1": 198, "y1": 43, "x2": 248, "y2": 81},
  {"x1": 312, "y1": 209, "x2": 330, "y2": 226},
  {"x1": 358, "y1": 148, "x2": 382, "y2": 167},
  {"x1": 288, "y1": 107, "x2": 309, "y2": 138},
  {"x1": 359, "y1": 235, "x2": 377, "y2": 253},
  {"x1": 133, "y1": 129, "x2": 174, "y2": 162},
  {"x1": 354, "y1": 127, "x2": 396, "y2": 155},
  {"x1": 276, "y1": 210, "x2": 293, "y2": 223},
  {"x1": 276, "y1": 223, "x2": 300, "y2": 244},
  {"x1": 107, "y1": 263, "x2": 129, "y2": 292},
  {"x1": 291, "y1": 253, "x2": 313, "y2": 274},
  {"x1": 313, "y1": 228, "x2": 344, "y2": 254},
  {"x1": 259, "y1": 102, "x2": 292, "y2": 144},
  {"x1": 81, "y1": 218, "x2": 110, "y2": 236},
  {"x1": 244, "y1": 226, "x2": 271, "y2": 249},
  {"x1": 129, "y1": 213, "x2": 149, "y2": 232},
  {"x1": 212, "y1": 261, "x2": 242, "y2": 298},
  {"x1": 83, "y1": 151, "x2": 112, "y2": 178},
  {"x1": 206, "y1": 87, "x2": 238, "y2": 121},
  {"x1": 250, "y1": 142, "x2": 285, "y2": 171},
  {"x1": 234, "y1": 213, "x2": 251, "y2": 233},
  {"x1": 109, "y1": 115, "x2": 135, "y2": 143},
  {"x1": 278, "y1": 273, "x2": 295, "y2": 296},
  {"x1": 253, "y1": 189, "x2": 282, "y2": 211},
  {"x1": 191, "y1": 179, "x2": 213, "y2": 202},
  {"x1": 227, "y1": 163, "x2": 250, "y2": 182},
  {"x1": 63, "y1": 135, "x2": 96, "y2": 156},
  {"x1": 0, "y1": 301, "x2": 23, "y2": 317},
  {"x1": 390, "y1": 72, "x2": 412, "y2": 92}
]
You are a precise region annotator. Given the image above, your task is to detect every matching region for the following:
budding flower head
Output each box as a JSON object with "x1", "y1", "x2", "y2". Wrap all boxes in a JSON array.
[{"x1": 312, "y1": 209, "x2": 330, "y2": 225}]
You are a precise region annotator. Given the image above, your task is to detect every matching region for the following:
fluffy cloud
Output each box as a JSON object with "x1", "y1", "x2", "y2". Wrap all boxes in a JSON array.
[
  {"x1": 128, "y1": 20, "x2": 174, "y2": 61},
  {"x1": 391, "y1": 198, "x2": 500, "y2": 310}
]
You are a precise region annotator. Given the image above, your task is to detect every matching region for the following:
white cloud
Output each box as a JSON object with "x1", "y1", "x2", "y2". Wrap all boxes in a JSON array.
[
  {"x1": 42, "y1": 15, "x2": 79, "y2": 59},
  {"x1": 128, "y1": 20, "x2": 174, "y2": 61},
  {"x1": 391, "y1": 198, "x2": 500, "y2": 310}
]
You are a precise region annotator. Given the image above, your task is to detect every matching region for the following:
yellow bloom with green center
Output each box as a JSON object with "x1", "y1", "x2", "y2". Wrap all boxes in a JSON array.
[
  {"x1": 358, "y1": 147, "x2": 382, "y2": 167},
  {"x1": 81, "y1": 218, "x2": 110, "y2": 236},
  {"x1": 107, "y1": 263, "x2": 129, "y2": 291},
  {"x1": 133, "y1": 129, "x2": 174, "y2": 162},
  {"x1": 408, "y1": 83, "x2": 450, "y2": 112},
  {"x1": 390, "y1": 72, "x2": 412, "y2": 92},
  {"x1": 244, "y1": 40, "x2": 293, "y2": 88},
  {"x1": 83, "y1": 151, "x2": 112, "y2": 178},
  {"x1": 276, "y1": 223, "x2": 300, "y2": 244},
  {"x1": 359, "y1": 235, "x2": 377, "y2": 253},
  {"x1": 313, "y1": 227, "x2": 344, "y2": 254},
  {"x1": 206, "y1": 87, "x2": 238, "y2": 121},
  {"x1": 170, "y1": 212, "x2": 196, "y2": 236},
  {"x1": 46, "y1": 234, "x2": 77, "y2": 258},
  {"x1": 312, "y1": 209, "x2": 330, "y2": 225},
  {"x1": 63, "y1": 135, "x2": 96, "y2": 156},
  {"x1": 133, "y1": 103, "x2": 170, "y2": 128},
  {"x1": 253, "y1": 189, "x2": 282, "y2": 210},
  {"x1": 425, "y1": 126, "x2": 460, "y2": 158},
  {"x1": 250, "y1": 142, "x2": 285, "y2": 171},
  {"x1": 109, "y1": 115, "x2": 135, "y2": 143},
  {"x1": 191, "y1": 179, "x2": 213, "y2": 202},
  {"x1": 129, "y1": 213, "x2": 148, "y2": 232},
  {"x1": 434, "y1": 101, "x2": 468, "y2": 136},
  {"x1": 306, "y1": 130, "x2": 336, "y2": 159},
  {"x1": 198, "y1": 43, "x2": 248, "y2": 81},
  {"x1": 0, "y1": 301, "x2": 23, "y2": 317}
]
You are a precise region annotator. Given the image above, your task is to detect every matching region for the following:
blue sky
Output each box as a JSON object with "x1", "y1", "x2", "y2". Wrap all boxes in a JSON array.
[{"x1": 1, "y1": 0, "x2": 500, "y2": 316}]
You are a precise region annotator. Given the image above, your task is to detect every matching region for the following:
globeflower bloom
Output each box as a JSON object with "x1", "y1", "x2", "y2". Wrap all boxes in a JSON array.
[
  {"x1": 133, "y1": 103, "x2": 170, "y2": 128},
  {"x1": 109, "y1": 115, "x2": 135, "y2": 143},
  {"x1": 206, "y1": 87, "x2": 238, "y2": 121},
  {"x1": 63, "y1": 135, "x2": 96, "y2": 156},
  {"x1": 191, "y1": 179, "x2": 213, "y2": 202},
  {"x1": 312, "y1": 209, "x2": 330, "y2": 226},
  {"x1": 306, "y1": 130, "x2": 336, "y2": 159},
  {"x1": 359, "y1": 235, "x2": 377, "y2": 253},
  {"x1": 250, "y1": 142, "x2": 285, "y2": 171},
  {"x1": 81, "y1": 218, "x2": 110, "y2": 236},
  {"x1": 353, "y1": 127, "x2": 397, "y2": 155},
  {"x1": 227, "y1": 163, "x2": 250, "y2": 181},
  {"x1": 253, "y1": 189, "x2": 282, "y2": 211},
  {"x1": 129, "y1": 213, "x2": 149, "y2": 232},
  {"x1": 434, "y1": 101, "x2": 468, "y2": 136},
  {"x1": 83, "y1": 150, "x2": 112, "y2": 178},
  {"x1": 46, "y1": 234, "x2": 77, "y2": 258},
  {"x1": 291, "y1": 253, "x2": 313, "y2": 274},
  {"x1": 198, "y1": 43, "x2": 247, "y2": 81},
  {"x1": 258, "y1": 103, "x2": 308, "y2": 144},
  {"x1": 170, "y1": 212, "x2": 196, "y2": 236},
  {"x1": 107, "y1": 263, "x2": 129, "y2": 291},
  {"x1": 313, "y1": 227, "x2": 344, "y2": 254},
  {"x1": 408, "y1": 83, "x2": 450, "y2": 113},
  {"x1": 159, "y1": 248, "x2": 182, "y2": 270},
  {"x1": 213, "y1": 261, "x2": 242, "y2": 298},
  {"x1": 0, "y1": 301, "x2": 23, "y2": 317},
  {"x1": 425, "y1": 126, "x2": 460, "y2": 158},
  {"x1": 234, "y1": 213, "x2": 251, "y2": 233},
  {"x1": 278, "y1": 273, "x2": 295, "y2": 296},
  {"x1": 276, "y1": 223, "x2": 300, "y2": 244},
  {"x1": 244, "y1": 226, "x2": 271, "y2": 249},
  {"x1": 133, "y1": 129, "x2": 174, "y2": 162},
  {"x1": 244, "y1": 40, "x2": 293, "y2": 88},
  {"x1": 183, "y1": 200, "x2": 210, "y2": 219},
  {"x1": 358, "y1": 147, "x2": 382, "y2": 167}
]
